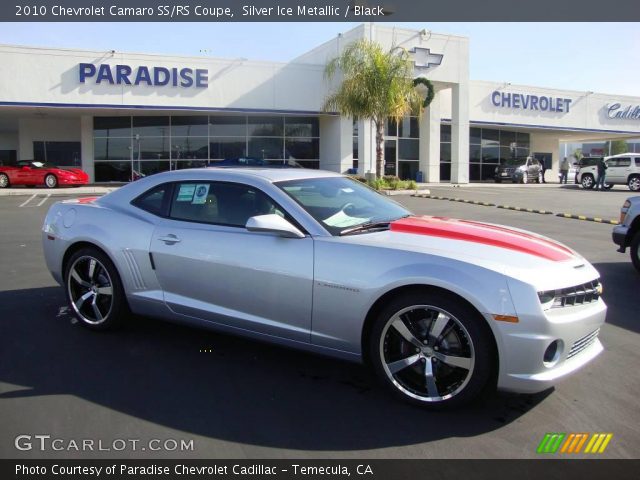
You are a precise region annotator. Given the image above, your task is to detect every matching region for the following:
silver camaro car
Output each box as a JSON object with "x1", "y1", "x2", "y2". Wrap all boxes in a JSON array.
[{"x1": 42, "y1": 168, "x2": 606, "y2": 408}]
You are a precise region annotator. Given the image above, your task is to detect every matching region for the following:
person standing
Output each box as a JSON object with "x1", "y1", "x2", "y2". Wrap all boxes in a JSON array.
[
  {"x1": 559, "y1": 157, "x2": 570, "y2": 184},
  {"x1": 595, "y1": 157, "x2": 608, "y2": 191},
  {"x1": 539, "y1": 157, "x2": 547, "y2": 183}
]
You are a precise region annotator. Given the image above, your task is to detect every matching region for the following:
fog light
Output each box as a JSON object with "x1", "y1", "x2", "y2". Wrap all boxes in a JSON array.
[{"x1": 543, "y1": 340, "x2": 563, "y2": 366}]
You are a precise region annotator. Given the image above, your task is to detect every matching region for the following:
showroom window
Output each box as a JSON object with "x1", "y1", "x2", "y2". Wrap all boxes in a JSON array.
[{"x1": 33, "y1": 141, "x2": 81, "y2": 167}]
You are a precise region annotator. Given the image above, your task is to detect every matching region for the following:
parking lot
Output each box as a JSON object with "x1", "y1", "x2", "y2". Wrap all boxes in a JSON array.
[{"x1": 0, "y1": 184, "x2": 638, "y2": 459}]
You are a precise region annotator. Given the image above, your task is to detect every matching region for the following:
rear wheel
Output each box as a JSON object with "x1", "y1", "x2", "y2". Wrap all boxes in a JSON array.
[
  {"x1": 0, "y1": 173, "x2": 9, "y2": 188},
  {"x1": 631, "y1": 232, "x2": 640, "y2": 273},
  {"x1": 45, "y1": 174, "x2": 58, "y2": 189},
  {"x1": 628, "y1": 176, "x2": 640, "y2": 192},
  {"x1": 369, "y1": 291, "x2": 493, "y2": 409},
  {"x1": 581, "y1": 174, "x2": 595, "y2": 189},
  {"x1": 64, "y1": 248, "x2": 127, "y2": 330}
]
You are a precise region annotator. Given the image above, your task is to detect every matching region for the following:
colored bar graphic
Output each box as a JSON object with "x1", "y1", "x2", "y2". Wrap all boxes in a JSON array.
[{"x1": 539, "y1": 433, "x2": 613, "y2": 454}]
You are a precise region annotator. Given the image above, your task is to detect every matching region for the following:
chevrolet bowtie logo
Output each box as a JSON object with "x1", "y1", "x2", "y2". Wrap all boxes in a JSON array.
[{"x1": 410, "y1": 47, "x2": 443, "y2": 69}]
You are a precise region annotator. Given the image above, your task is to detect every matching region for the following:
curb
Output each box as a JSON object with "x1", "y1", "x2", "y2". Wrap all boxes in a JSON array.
[
  {"x1": 556, "y1": 213, "x2": 619, "y2": 225},
  {"x1": 497, "y1": 205, "x2": 553, "y2": 215},
  {"x1": 0, "y1": 187, "x2": 117, "y2": 197},
  {"x1": 412, "y1": 193, "x2": 618, "y2": 225}
]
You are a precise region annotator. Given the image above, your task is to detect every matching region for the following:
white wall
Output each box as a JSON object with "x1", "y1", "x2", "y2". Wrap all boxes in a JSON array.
[{"x1": 17, "y1": 117, "x2": 81, "y2": 160}]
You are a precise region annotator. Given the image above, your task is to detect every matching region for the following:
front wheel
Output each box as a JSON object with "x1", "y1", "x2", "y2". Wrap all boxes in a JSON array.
[
  {"x1": 631, "y1": 232, "x2": 640, "y2": 273},
  {"x1": 581, "y1": 174, "x2": 595, "y2": 189},
  {"x1": 369, "y1": 291, "x2": 493, "y2": 409},
  {"x1": 0, "y1": 173, "x2": 9, "y2": 188},
  {"x1": 44, "y1": 174, "x2": 58, "y2": 189},
  {"x1": 64, "y1": 248, "x2": 128, "y2": 330}
]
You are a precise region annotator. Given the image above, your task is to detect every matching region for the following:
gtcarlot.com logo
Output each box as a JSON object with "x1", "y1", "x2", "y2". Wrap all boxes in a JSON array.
[{"x1": 536, "y1": 432, "x2": 613, "y2": 454}]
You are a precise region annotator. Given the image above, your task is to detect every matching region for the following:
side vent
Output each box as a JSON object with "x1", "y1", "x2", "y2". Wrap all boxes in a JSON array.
[{"x1": 122, "y1": 249, "x2": 146, "y2": 290}]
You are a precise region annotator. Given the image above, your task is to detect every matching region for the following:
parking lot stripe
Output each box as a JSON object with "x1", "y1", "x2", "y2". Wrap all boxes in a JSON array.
[
  {"x1": 36, "y1": 194, "x2": 51, "y2": 207},
  {"x1": 19, "y1": 194, "x2": 37, "y2": 207}
]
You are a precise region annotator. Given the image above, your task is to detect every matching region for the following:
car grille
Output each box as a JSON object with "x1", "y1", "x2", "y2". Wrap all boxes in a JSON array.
[
  {"x1": 567, "y1": 329, "x2": 600, "y2": 359},
  {"x1": 553, "y1": 280, "x2": 601, "y2": 307}
]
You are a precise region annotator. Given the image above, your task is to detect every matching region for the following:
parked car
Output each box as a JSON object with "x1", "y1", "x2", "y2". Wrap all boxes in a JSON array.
[
  {"x1": 43, "y1": 169, "x2": 605, "y2": 409},
  {"x1": 612, "y1": 196, "x2": 640, "y2": 272},
  {"x1": 577, "y1": 154, "x2": 640, "y2": 191},
  {"x1": 0, "y1": 161, "x2": 88, "y2": 188},
  {"x1": 494, "y1": 157, "x2": 542, "y2": 184}
]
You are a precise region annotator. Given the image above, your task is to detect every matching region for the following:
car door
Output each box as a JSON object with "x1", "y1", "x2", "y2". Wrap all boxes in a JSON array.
[
  {"x1": 607, "y1": 158, "x2": 630, "y2": 184},
  {"x1": 150, "y1": 180, "x2": 314, "y2": 343}
]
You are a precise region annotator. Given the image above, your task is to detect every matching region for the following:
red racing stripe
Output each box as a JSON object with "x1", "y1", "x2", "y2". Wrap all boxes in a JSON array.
[{"x1": 390, "y1": 216, "x2": 574, "y2": 261}]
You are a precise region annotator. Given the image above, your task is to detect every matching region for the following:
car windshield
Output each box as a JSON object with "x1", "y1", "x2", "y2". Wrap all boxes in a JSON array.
[
  {"x1": 276, "y1": 177, "x2": 411, "y2": 236},
  {"x1": 502, "y1": 158, "x2": 525, "y2": 166},
  {"x1": 18, "y1": 161, "x2": 54, "y2": 169}
]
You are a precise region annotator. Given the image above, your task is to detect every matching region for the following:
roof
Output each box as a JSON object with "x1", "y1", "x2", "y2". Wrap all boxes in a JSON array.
[{"x1": 155, "y1": 167, "x2": 344, "y2": 183}]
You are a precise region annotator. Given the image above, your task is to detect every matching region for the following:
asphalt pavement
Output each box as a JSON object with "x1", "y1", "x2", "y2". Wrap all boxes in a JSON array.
[{"x1": 0, "y1": 185, "x2": 638, "y2": 459}]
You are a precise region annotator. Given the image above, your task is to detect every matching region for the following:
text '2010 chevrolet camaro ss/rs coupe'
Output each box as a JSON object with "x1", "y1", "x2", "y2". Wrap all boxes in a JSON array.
[{"x1": 42, "y1": 168, "x2": 606, "y2": 408}]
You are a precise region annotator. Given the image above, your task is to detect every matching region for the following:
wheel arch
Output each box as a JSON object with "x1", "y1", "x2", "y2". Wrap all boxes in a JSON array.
[
  {"x1": 360, "y1": 284, "x2": 499, "y2": 385},
  {"x1": 62, "y1": 241, "x2": 120, "y2": 283}
]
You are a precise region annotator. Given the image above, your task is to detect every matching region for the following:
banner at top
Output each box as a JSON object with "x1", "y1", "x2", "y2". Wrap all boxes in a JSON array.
[{"x1": 3, "y1": 0, "x2": 640, "y2": 22}]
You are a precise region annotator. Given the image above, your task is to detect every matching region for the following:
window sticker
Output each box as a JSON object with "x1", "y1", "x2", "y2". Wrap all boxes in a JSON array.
[
  {"x1": 192, "y1": 184, "x2": 210, "y2": 205},
  {"x1": 323, "y1": 210, "x2": 370, "y2": 228},
  {"x1": 177, "y1": 184, "x2": 196, "y2": 202}
]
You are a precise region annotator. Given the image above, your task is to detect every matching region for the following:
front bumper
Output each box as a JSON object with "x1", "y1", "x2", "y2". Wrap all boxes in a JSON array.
[
  {"x1": 612, "y1": 225, "x2": 629, "y2": 251},
  {"x1": 495, "y1": 298, "x2": 606, "y2": 394}
]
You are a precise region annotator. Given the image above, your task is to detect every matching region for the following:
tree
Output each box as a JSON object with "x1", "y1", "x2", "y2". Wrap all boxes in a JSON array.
[
  {"x1": 603, "y1": 139, "x2": 629, "y2": 156},
  {"x1": 572, "y1": 148, "x2": 583, "y2": 162},
  {"x1": 323, "y1": 40, "x2": 428, "y2": 178}
]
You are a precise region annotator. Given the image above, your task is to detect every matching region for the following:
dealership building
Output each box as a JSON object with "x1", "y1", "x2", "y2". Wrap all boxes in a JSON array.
[{"x1": 0, "y1": 24, "x2": 639, "y2": 183}]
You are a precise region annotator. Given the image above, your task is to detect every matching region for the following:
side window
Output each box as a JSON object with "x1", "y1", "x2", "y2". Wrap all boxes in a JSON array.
[
  {"x1": 635, "y1": 158, "x2": 640, "y2": 167},
  {"x1": 132, "y1": 183, "x2": 171, "y2": 217},
  {"x1": 169, "y1": 181, "x2": 285, "y2": 227},
  {"x1": 617, "y1": 158, "x2": 631, "y2": 167}
]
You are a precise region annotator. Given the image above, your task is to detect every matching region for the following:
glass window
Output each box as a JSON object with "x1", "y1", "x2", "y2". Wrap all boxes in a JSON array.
[
  {"x1": 635, "y1": 158, "x2": 640, "y2": 167},
  {"x1": 481, "y1": 128, "x2": 499, "y2": 147},
  {"x1": 440, "y1": 162, "x2": 451, "y2": 181},
  {"x1": 210, "y1": 116, "x2": 247, "y2": 137},
  {"x1": 248, "y1": 137, "x2": 283, "y2": 159},
  {"x1": 174, "y1": 159, "x2": 208, "y2": 170},
  {"x1": 277, "y1": 177, "x2": 409, "y2": 236},
  {"x1": 94, "y1": 117, "x2": 131, "y2": 137},
  {"x1": 398, "y1": 161, "x2": 418, "y2": 181},
  {"x1": 469, "y1": 145, "x2": 482, "y2": 163},
  {"x1": 210, "y1": 138, "x2": 246, "y2": 159},
  {"x1": 469, "y1": 164, "x2": 481, "y2": 181},
  {"x1": 137, "y1": 137, "x2": 170, "y2": 160},
  {"x1": 398, "y1": 117, "x2": 419, "y2": 138},
  {"x1": 516, "y1": 132, "x2": 530, "y2": 148},
  {"x1": 482, "y1": 146, "x2": 500, "y2": 163},
  {"x1": 440, "y1": 124, "x2": 451, "y2": 143},
  {"x1": 614, "y1": 158, "x2": 631, "y2": 167},
  {"x1": 398, "y1": 139, "x2": 419, "y2": 160},
  {"x1": 132, "y1": 183, "x2": 172, "y2": 217},
  {"x1": 481, "y1": 164, "x2": 498, "y2": 181},
  {"x1": 470, "y1": 127, "x2": 481, "y2": 145},
  {"x1": 285, "y1": 117, "x2": 319, "y2": 137},
  {"x1": 94, "y1": 161, "x2": 132, "y2": 182},
  {"x1": 248, "y1": 116, "x2": 283, "y2": 137},
  {"x1": 94, "y1": 137, "x2": 132, "y2": 161},
  {"x1": 386, "y1": 118, "x2": 398, "y2": 137},
  {"x1": 170, "y1": 116, "x2": 208, "y2": 137},
  {"x1": 500, "y1": 146, "x2": 516, "y2": 162},
  {"x1": 440, "y1": 143, "x2": 451, "y2": 163},
  {"x1": 285, "y1": 138, "x2": 319, "y2": 160},
  {"x1": 353, "y1": 138, "x2": 358, "y2": 160},
  {"x1": 171, "y1": 137, "x2": 209, "y2": 159},
  {"x1": 139, "y1": 161, "x2": 170, "y2": 176},
  {"x1": 33, "y1": 141, "x2": 81, "y2": 167},
  {"x1": 169, "y1": 181, "x2": 283, "y2": 227},
  {"x1": 500, "y1": 130, "x2": 516, "y2": 147},
  {"x1": 133, "y1": 116, "x2": 170, "y2": 137}
]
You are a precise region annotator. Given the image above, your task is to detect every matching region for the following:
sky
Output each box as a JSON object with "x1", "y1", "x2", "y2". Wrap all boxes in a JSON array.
[{"x1": 0, "y1": 22, "x2": 638, "y2": 96}]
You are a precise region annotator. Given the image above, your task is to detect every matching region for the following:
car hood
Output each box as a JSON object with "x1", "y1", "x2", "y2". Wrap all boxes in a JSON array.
[{"x1": 337, "y1": 215, "x2": 598, "y2": 290}]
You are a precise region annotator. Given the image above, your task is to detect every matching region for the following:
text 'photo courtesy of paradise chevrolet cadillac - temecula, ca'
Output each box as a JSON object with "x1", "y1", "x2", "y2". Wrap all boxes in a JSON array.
[{"x1": 42, "y1": 168, "x2": 606, "y2": 408}]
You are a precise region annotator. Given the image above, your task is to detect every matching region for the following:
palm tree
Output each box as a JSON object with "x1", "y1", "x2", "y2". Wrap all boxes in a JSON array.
[{"x1": 323, "y1": 40, "x2": 427, "y2": 178}]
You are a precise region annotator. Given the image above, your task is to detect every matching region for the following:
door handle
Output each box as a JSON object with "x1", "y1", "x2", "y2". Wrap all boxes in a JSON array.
[{"x1": 158, "y1": 234, "x2": 181, "y2": 245}]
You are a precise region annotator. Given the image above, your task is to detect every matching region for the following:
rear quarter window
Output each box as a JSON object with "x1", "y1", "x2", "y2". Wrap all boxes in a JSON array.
[{"x1": 131, "y1": 184, "x2": 172, "y2": 217}]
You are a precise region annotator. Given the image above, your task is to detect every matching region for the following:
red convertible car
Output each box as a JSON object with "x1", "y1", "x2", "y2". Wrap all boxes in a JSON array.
[{"x1": 0, "y1": 161, "x2": 89, "y2": 188}]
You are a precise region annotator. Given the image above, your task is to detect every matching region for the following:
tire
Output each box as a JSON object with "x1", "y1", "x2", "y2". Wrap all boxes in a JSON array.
[
  {"x1": 369, "y1": 290, "x2": 494, "y2": 409},
  {"x1": 581, "y1": 174, "x2": 595, "y2": 189},
  {"x1": 631, "y1": 232, "x2": 640, "y2": 273},
  {"x1": 0, "y1": 173, "x2": 9, "y2": 188},
  {"x1": 45, "y1": 174, "x2": 58, "y2": 189},
  {"x1": 628, "y1": 176, "x2": 640, "y2": 192},
  {"x1": 64, "y1": 247, "x2": 128, "y2": 330}
]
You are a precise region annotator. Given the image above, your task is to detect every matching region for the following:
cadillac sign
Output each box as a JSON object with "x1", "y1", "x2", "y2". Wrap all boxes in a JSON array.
[{"x1": 606, "y1": 103, "x2": 640, "y2": 120}]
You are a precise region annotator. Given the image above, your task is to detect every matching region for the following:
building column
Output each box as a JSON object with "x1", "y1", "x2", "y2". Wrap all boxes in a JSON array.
[
  {"x1": 419, "y1": 93, "x2": 441, "y2": 183},
  {"x1": 357, "y1": 118, "x2": 375, "y2": 176},
  {"x1": 80, "y1": 115, "x2": 94, "y2": 182},
  {"x1": 319, "y1": 115, "x2": 352, "y2": 173},
  {"x1": 451, "y1": 83, "x2": 470, "y2": 184}
]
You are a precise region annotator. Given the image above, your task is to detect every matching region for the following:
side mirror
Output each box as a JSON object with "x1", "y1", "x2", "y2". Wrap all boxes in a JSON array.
[{"x1": 246, "y1": 214, "x2": 305, "y2": 239}]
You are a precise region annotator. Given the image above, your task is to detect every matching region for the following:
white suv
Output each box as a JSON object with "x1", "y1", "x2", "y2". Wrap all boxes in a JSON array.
[{"x1": 577, "y1": 153, "x2": 640, "y2": 191}]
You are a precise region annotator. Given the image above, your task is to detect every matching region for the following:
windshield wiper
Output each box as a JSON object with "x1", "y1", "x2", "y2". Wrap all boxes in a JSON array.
[{"x1": 339, "y1": 215, "x2": 410, "y2": 236}]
